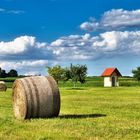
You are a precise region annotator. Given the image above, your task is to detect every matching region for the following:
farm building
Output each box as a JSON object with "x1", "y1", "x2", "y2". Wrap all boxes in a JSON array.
[{"x1": 101, "y1": 68, "x2": 122, "y2": 87}]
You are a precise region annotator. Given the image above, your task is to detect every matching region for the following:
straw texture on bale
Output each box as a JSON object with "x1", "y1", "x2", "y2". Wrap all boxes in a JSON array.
[
  {"x1": 0, "y1": 81, "x2": 7, "y2": 91},
  {"x1": 12, "y1": 76, "x2": 60, "y2": 119}
]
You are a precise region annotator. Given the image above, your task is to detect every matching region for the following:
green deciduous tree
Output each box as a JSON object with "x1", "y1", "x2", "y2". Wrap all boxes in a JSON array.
[
  {"x1": 62, "y1": 68, "x2": 71, "y2": 82},
  {"x1": 132, "y1": 67, "x2": 140, "y2": 81},
  {"x1": 8, "y1": 69, "x2": 18, "y2": 77},
  {"x1": 47, "y1": 65, "x2": 64, "y2": 84},
  {"x1": 0, "y1": 68, "x2": 7, "y2": 78},
  {"x1": 47, "y1": 64, "x2": 87, "y2": 87},
  {"x1": 65, "y1": 64, "x2": 87, "y2": 87},
  {"x1": 0, "y1": 68, "x2": 18, "y2": 78}
]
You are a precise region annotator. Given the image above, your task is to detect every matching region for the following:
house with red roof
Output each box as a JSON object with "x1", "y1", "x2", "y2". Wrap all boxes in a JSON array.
[{"x1": 101, "y1": 68, "x2": 122, "y2": 87}]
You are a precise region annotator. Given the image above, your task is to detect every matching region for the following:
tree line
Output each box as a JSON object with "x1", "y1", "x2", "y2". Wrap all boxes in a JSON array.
[
  {"x1": 0, "y1": 68, "x2": 18, "y2": 78},
  {"x1": 47, "y1": 65, "x2": 140, "y2": 85},
  {"x1": 47, "y1": 64, "x2": 87, "y2": 87}
]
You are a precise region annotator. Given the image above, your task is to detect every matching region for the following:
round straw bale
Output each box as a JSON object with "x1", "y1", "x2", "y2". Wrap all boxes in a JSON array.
[
  {"x1": 12, "y1": 76, "x2": 60, "y2": 119},
  {"x1": 0, "y1": 81, "x2": 7, "y2": 91}
]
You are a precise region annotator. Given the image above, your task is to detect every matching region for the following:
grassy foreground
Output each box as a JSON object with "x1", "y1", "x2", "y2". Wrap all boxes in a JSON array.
[{"x1": 0, "y1": 87, "x2": 140, "y2": 140}]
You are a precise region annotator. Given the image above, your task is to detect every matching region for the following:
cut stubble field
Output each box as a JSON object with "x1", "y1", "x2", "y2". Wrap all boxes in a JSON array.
[{"x1": 0, "y1": 85, "x2": 140, "y2": 140}]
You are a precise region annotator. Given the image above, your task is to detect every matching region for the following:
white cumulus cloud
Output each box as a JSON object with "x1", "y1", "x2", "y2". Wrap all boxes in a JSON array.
[
  {"x1": 50, "y1": 33, "x2": 97, "y2": 60},
  {"x1": 0, "y1": 36, "x2": 47, "y2": 55},
  {"x1": 0, "y1": 35, "x2": 52, "y2": 60},
  {"x1": 1, "y1": 31, "x2": 140, "y2": 75},
  {"x1": 80, "y1": 9, "x2": 140, "y2": 31},
  {"x1": 0, "y1": 36, "x2": 35, "y2": 54},
  {"x1": 49, "y1": 31, "x2": 140, "y2": 60},
  {"x1": 80, "y1": 21, "x2": 99, "y2": 31},
  {"x1": 93, "y1": 31, "x2": 140, "y2": 54},
  {"x1": 0, "y1": 60, "x2": 48, "y2": 70}
]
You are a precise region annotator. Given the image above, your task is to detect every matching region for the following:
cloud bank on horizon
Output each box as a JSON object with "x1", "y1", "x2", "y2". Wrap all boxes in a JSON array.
[{"x1": 1, "y1": 9, "x2": 140, "y2": 75}]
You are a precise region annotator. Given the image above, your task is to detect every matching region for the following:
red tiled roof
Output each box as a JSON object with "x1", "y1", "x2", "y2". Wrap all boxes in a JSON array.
[{"x1": 101, "y1": 68, "x2": 122, "y2": 77}]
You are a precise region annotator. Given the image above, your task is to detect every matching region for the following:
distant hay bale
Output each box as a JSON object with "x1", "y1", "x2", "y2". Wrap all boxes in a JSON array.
[
  {"x1": 0, "y1": 81, "x2": 7, "y2": 91},
  {"x1": 12, "y1": 76, "x2": 61, "y2": 119}
]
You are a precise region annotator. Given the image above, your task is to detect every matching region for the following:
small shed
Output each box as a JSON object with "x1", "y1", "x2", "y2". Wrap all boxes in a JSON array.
[{"x1": 101, "y1": 68, "x2": 122, "y2": 87}]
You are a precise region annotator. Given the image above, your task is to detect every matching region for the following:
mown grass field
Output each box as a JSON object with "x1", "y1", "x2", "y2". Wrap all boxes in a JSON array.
[{"x1": 0, "y1": 77, "x2": 140, "y2": 140}]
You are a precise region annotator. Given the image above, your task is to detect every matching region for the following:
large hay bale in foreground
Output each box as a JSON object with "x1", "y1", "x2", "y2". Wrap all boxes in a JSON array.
[
  {"x1": 12, "y1": 76, "x2": 60, "y2": 119},
  {"x1": 0, "y1": 81, "x2": 7, "y2": 91}
]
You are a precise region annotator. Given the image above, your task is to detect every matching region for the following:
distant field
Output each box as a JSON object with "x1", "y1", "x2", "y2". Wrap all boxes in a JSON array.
[
  {"x1": 0, "y1": 76, "x2": 140, "y2": 88},
  {"x1": 59, "y1": 76, "x2": 140, "y2": 87},
  {"x1": 0, "y1": 77, "x2": 18, "y2": 88},
  {"x1": 0, "y1": 87, "x2": 140, "y2": 139}
]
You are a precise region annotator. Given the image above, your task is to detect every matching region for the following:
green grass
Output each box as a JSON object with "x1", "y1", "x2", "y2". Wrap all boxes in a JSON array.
[
  {"x1": 0, "y1": 86, "x2": 140, "y2": 140},
  {"x1": 0, "y1": 77, "x2": 18, "y2": 88}
]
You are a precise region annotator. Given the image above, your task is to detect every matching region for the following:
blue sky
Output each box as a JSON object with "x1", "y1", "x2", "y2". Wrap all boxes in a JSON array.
[{"x1": 0, "y1": 0, "x2": 140, "y2": 76}]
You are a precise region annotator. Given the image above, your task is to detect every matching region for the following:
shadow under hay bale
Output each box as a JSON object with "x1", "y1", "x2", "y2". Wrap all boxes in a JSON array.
[
  {"x1": 59, "y1": 114, "x2": 106, "y2": 119},
  {"x1": 0, "y1": 81, "x2": 7, "y2": 91},
  {"x1": 12, "y1": 76, "x2": 61, "y2": 120},
  {"x1": 66, "y1": 88, "x2": 85, "y2": 90}
]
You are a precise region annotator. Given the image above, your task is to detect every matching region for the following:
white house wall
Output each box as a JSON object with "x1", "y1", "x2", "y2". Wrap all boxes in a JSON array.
[
  {"x1": 104, "y1": 75, "x2": 119, "y2": 87},
  {"x1": 104, "y1": 77, "x2": 112, "y2": 87}
]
